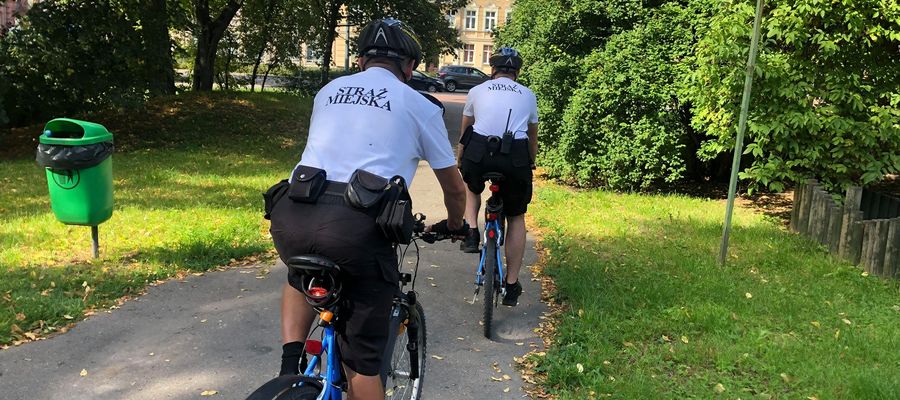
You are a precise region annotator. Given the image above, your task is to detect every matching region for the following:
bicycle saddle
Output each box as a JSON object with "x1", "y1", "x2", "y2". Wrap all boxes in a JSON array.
[
  {"x1": 286, "y1": 255, "x2": 341, "y2": 275},
  {"x1": 482, "y1": 172, "x2": 505, "y2": 182}
]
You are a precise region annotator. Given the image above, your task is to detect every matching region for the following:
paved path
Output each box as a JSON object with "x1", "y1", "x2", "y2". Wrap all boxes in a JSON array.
[{"x1": 0, "y1": 92, "x2": 545, "y2": 399}]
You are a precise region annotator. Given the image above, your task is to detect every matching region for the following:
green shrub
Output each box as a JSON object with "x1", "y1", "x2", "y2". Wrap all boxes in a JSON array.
[
  {"x1": 0, "y1": 1, "x2": 148, "y2": 126},
  {"x1": 556, "y1": 5, "x2": 702, "y2": 189},
  {"x1": 687, "y1": 0, "x2": 900, "y2": 193}
]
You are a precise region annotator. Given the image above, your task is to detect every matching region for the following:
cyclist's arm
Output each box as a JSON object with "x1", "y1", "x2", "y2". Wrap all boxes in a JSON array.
[
  {"x1": 458, "y1": 115, "x2": 475, "y2": 165},
  {"x1": 527, "y1": 122, "x2": 539, "y2": 165},
  {"x1": 433, "y1": 166, "x2": 467, "y2": 230}
]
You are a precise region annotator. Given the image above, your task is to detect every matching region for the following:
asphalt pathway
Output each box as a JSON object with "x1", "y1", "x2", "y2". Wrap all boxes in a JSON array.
[{"x1": 0, "y1": 92, "x2": 545, "y2": 399}]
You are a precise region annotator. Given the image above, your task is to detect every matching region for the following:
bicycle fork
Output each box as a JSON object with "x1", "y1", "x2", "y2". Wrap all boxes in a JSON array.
[{"x1": 472, "y1": 220, "x2": 506, "y2": 303}]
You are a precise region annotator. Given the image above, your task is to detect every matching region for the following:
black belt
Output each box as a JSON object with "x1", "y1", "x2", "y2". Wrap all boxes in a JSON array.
[
  {"x1": 317, "y1": 181, "x2": 380, "y2": 218},
  {"x1": 468, "y1": 134, "x2": 529, "y2": 145}
]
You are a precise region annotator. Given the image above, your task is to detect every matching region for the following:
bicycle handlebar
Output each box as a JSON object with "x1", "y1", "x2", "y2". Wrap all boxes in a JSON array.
[{"x1": 412, "y1": 213, "x2": 460, "y2": 244}]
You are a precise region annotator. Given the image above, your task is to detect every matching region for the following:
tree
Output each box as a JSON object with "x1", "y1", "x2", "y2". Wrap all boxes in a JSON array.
[
  {"x1": 687, "y1": 0, "x2": 900, "y2": 192},
  {"x1": 0, "y1": 0, "x2": 148, "y2": 126},
  {"x1": 191, "y1": 0, "x2": 243, "y2": 91},
  {"x1": 238, "y1": 0, "x2": 313, "y2": 91},
  {"x1": 304, "y1": 0, "x2": 466, "y2": 85},
  {"x1": 140, "y1": 0, "x2": 177, "y2": 95}
]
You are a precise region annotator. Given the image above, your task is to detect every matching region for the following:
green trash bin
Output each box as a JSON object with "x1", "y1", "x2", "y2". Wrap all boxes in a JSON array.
[{"x1": 36, "y1": 118, "x2": 114, "y2": 226}]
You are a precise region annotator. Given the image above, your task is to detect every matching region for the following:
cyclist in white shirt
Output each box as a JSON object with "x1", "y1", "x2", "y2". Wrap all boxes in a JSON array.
[
  {"x1": 457, "y1": 47, "x2": 539, "y2": 307},
  {"x1": 266, "y1": 18, "x2": 467, "y2": 400}
]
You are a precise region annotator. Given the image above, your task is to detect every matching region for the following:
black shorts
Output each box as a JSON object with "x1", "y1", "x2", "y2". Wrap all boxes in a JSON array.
[
  {"x1": 459, "y1": 134, "x2": 533, "y2": 216},
  {"x1": 269, "y1": 191, "x2": 398, "y2": 376}
]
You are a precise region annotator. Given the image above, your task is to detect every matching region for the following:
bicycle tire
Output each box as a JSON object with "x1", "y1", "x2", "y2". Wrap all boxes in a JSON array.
[
  {"x1": 383, "y1": 302, "x2": 427, "y2": 400},
  {"x1": 246, "y1": 375, "x2": 323, "y2": 400},
  {"x1": 483, "y1": 238, "x2": 498, "y2": 339}
]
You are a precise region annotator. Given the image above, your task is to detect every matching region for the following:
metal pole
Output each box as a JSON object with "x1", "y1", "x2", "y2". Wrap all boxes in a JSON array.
[
  {"x1": 718, "y1": 0, "x2": 765, "y2": 266},
  {"x1": 91, "y1": 225, "x2": 99, "y2": 258}
]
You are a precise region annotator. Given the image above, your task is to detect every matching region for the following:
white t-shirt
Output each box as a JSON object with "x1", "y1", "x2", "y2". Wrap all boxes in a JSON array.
[
  {"x1": 292, "y1": 67, "x2": 456, "y2": 186},
  {"x1": 463, "y1": 77, "x2": 539, "y2": 139}
]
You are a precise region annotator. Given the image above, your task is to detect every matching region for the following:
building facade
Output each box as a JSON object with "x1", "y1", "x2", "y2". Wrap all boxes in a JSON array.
[
  {"x1": 298, "y1": 1, "x2": 512, "y2": 74},
  {"x1": 0, "y1": 0, "x2": 39, "y2": 36},
  {"x1": 440, "y1": 0, "x2": 512, "y2": 72}
]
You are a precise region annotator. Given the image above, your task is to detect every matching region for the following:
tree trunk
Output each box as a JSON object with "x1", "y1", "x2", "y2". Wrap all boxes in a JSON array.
[
  {"x1": 261, "y1": 61, "x2": 275, "y2": 91},
  {"x1": 250, "y1": 0, "x2": 278, "y2": 92},
  {"x1": 142, "y1": 0, "x2": 176, "y2": 95},
  {"x1": 192, "y1": 0, "x2": 243, "y2": 91},
  {"x1": 318, "y1": 0, "x2": 341, "y2": 85}
]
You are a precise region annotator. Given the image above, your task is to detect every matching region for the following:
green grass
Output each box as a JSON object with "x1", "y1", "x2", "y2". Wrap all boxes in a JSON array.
[
  {"x1": 528, "y1": 182, "x2": 900, "y2": 399},
  {"x1": 0, "y1": 91, "x2": 311, "y2": 345}
]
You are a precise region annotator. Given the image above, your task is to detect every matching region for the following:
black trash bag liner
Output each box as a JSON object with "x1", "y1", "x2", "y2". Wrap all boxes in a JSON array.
[{"x1": 36, "y1": 142, "x2": 114, "y2": 170}]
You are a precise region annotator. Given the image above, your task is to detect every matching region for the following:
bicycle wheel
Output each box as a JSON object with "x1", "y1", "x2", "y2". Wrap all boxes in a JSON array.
[
  {"x1": 383, "y1": 302, "x2": 427, "y2": 400},
  {"x1": 482, "y1": 238, "x2": 498, "y2": 339},
  {"x1": 246, "y1": 375, "x2": 323, "y2": 400}
]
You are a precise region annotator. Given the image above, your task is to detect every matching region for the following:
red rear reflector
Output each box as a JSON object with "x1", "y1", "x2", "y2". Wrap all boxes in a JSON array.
[
  {"x1": 308, "y1": 287, "x2": 328, "y2": 298},
  {"x1": 489, "y1": 185, "x2": 500, "y2": 193},
  {"x1": 305, "y1": 340, "x2": 323, "y2": 355},
  {"x1": 488, "y1": 230, "x2": 496, "y2": 239},
  {"x1": 486, "y1": 213, "x2": 498, "y2": 221}
]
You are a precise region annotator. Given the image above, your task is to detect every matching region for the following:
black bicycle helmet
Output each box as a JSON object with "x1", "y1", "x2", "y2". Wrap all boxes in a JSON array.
[
  {"x1": 357, "y1": 18, "x2": 423, "y2": 71},
  {"x1": 489, "y1": 47, "x2": 523, "y2": 71}
]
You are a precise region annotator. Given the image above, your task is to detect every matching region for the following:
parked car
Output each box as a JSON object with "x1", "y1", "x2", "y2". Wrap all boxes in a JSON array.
[
  {"x1": 407, "y1": 71, "x2": 445, "y2": 93},
  {"x1": 437, "y1": 65, "x2": 490, "y2": 92}
]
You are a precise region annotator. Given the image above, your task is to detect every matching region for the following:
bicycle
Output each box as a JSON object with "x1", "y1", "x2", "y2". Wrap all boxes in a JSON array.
[
  {"x1": 472, "y1": 172, "x2": 507, "y2": 339},
  {"x1": 247, "y1": 215, "x2": 450, "y2": 400}
]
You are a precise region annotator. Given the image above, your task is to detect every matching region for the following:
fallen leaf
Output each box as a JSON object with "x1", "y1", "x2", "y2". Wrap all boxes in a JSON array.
[
  {"x1": 745, "y1": 292, "x2": 753, "y2": 299},
  {"x1": 431, "y1": 355, "x2": 444, "y2": 360},
  {"x1": 503, "y1": 387, "x2": 510, "y2": 393},
  {"x1": 861, "y1": 271, "x2": 869, "y2": 277},
  {"x1": 63, "y1": 315, "x2": 74, "y2": 320},
  {"x1": 780, "y1": 373, "x2": 790, "y2": 383},
  {"x1": 200, "y1": 390, "x2": 218, "y2": 396},
  {"x1": 200, "y1": 319, "x2": 208, "y2": 323},
  {"x1": 714, "y1": 383, "x2": 725, "y2": 393},
  {"x1": 623, "y1": 341, "x2": 633, "y2": 347},
  {"x1": 680, "y1": 336, "x2": 689, "y2": 344},
  {"x1": 515, "y1": 342, "x2": 524, "y2": 346},
  {"x1": 842, "y1": 319, "x2": 852, "y2": 325},
  {"x1": 834, "y1": 329, "x2": 841, "y2": 339},
  {"x1": 603, "y1": 360, "x2": 611, "y2": 365},
  {"x1": 502, "y1": 374, "x2": 511, "y2": 380},
  {"x1": 577, "y1": 309, "x2": 584, "y2": 317},
  {"x1": 15, "y1": 313, "x2": 25, "y2": 321},
  {"x1": 491, "y1": 376, "x2": 503, "y2": 382},
  {"x1": 808, "y1": 397, "x2": 819, "y2": 400},
  {"x1": 576, "y1": 363, "x2": 584, "y2": 373},
  {"x1": 662, "y1": 335, "x2": 671, "y2": 342},
  {"x1": 149, "y1": 353, "x2": 155, "y2": 356},
  {"x1": 810, "y1": 321, "x2": 820, "y2": 328},
  {"x1": 456, "y1": 337, "x2": 465, "y2": 341},
  {"x1": 80, "y1": 369, "x2": 88, "y2": 377}
]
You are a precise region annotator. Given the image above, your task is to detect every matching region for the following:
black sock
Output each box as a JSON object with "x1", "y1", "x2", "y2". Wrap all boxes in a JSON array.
[{"x1": 279, "y1": 341, "x2": 305, "y2": 376}]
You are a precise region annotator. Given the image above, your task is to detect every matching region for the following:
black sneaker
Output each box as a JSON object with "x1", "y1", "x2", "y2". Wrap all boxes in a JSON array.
[
  {"x1": 502, "y1": 280, "x2": 522, "y2": 306},
  {"x1": 460, "y1": 228, "x2": 480, "y2": 253}
]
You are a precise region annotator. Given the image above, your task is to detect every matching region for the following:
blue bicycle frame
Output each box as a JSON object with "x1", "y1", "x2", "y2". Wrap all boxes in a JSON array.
[
  {"x1": 301, "y1": 321, "x2": 342, "y2": 400},
  {"x1": 475, "y1": 219, "x2": 505, "y2": 287}
]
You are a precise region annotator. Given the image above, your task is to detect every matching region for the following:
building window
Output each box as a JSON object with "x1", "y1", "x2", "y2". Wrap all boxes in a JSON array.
[
  {"x1": 484, "y1": 10, "x2": 496, "y2": 31},
  {"x1": 505, "y1": 9, "x2": 512, "y2": 25},
  {"x1": 305, "y1": 46, "x2": 321, "y2": 62},
  {"x1": 446, "y1": 10, "x2": 457, "y2": 28},
  {"x1": 463, "y1": 44, "x2": 474, "y2": 64},
  {"x1": 482, "y1": 45, "x2": 493, "y2": 64},
  {"x1": 464, "y1": 10, "x2": 477, "y2": 30}
]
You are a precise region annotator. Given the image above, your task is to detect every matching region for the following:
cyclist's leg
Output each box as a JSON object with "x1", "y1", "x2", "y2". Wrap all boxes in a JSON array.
[
  {"x1": 464, "y1": 188, "x2": 481, "y2": 228},
  {"x1": 504, "y1": 214, "x2": 526, "y2": 285},
  {"x1": 279, "y1": 282, "x2": 315, "y2": 374},
  {"x1": 344, "y1": 367, "x2": 384, "y2": 400}
]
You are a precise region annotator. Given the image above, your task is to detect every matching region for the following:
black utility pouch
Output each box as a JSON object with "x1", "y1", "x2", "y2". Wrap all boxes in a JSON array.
[
  {"x1": 263, "y1": 179, "x2": 290, "y2": 220},
  {"x1": 288, "y1": 165, "x2": 327, "y2": 203},
  {"x1": 459, "y1": 125, "x2": 474, "y2": 146},
  {"x1": 345, "y1": 169, "x2": 390, "y2": 209},
  {"x1": 376, "y1": 176, "x2": 414, "y2": 244}
]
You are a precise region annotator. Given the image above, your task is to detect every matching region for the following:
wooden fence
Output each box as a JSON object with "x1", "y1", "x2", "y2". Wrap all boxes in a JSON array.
[{"x1": 790, "y1": 179, "x2": 900, "y2": 278}]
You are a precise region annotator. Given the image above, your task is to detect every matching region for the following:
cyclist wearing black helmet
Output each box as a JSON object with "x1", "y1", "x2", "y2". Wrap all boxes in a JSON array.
[
  {"x1": 267, "y1": 18, "x2": 467, "y2": 399},
  {"x1": 457, "y1": 47, "x2": 539, "y2": 307}
]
